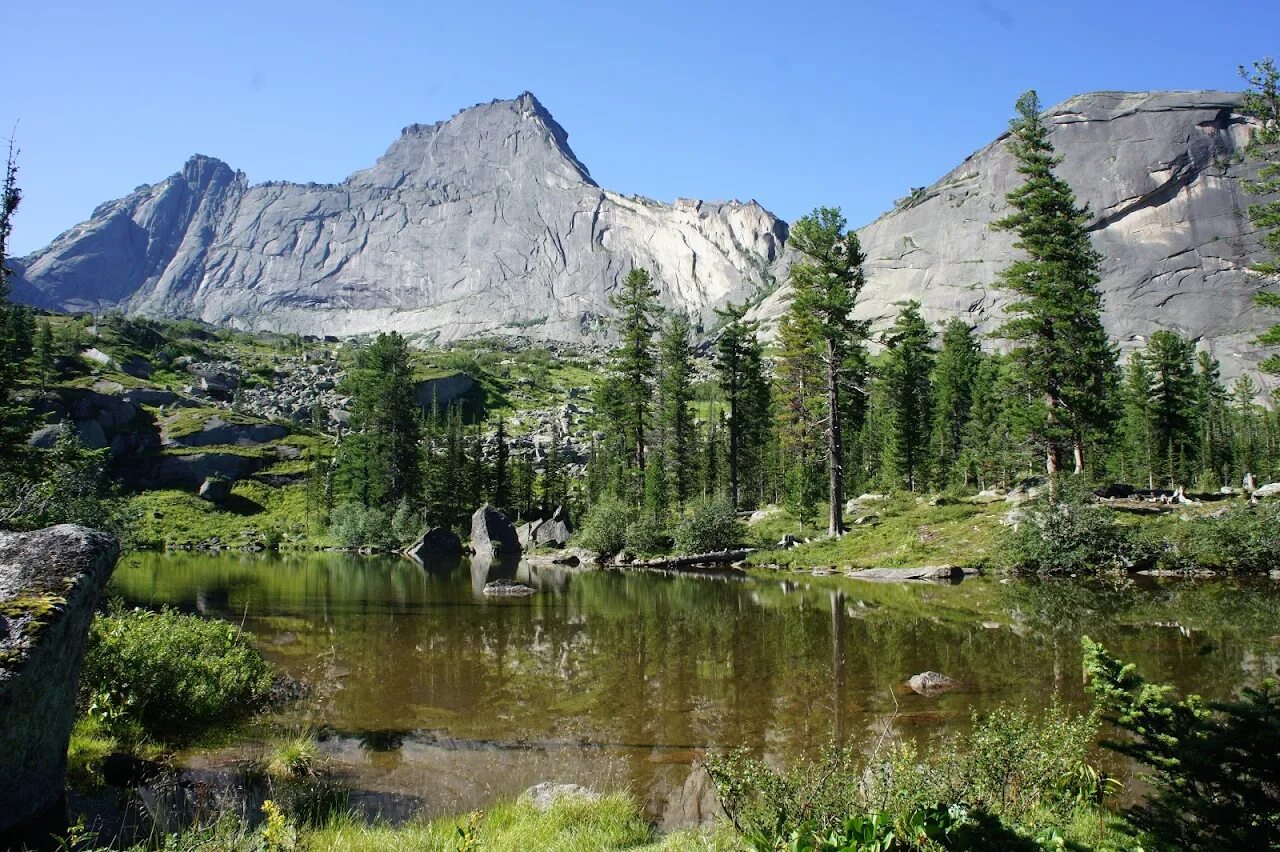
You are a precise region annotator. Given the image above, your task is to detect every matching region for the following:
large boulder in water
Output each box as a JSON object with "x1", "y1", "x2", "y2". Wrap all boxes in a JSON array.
[
  {"x1": 405, "y1": 527, "x2": 462, "y2": 561},
  {"x1": 0, "y1": 525, "x2": 120, "y2": 836},
  {"x1": 470, "y1": 504, "x2": 521, "y2": 559}
]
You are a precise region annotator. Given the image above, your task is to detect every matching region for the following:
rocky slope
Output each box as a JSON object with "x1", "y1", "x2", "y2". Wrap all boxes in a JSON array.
[
  {"x1": 13, "y1": 89, "x2": 1279, "y2": 380},
  {"x1": 13, "y1": 93, "x2": 786, "y2": 342},
  {"x1": 752, "y1": 90, "x2": 1278, "y2": 382}
]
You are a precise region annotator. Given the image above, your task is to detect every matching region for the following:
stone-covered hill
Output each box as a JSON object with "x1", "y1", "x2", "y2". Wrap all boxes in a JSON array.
[
  {"x1": 12, "y1": 90, "x2": 1280, "y2": 382},
  {"x1": 752, "y1": 90, "x2": 1279, "y2": 383}
]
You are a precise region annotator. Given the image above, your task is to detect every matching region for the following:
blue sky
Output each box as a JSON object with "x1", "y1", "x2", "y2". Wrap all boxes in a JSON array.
[{"x1": 5, "y1": 0, "x2": 1279, "y2": 256}]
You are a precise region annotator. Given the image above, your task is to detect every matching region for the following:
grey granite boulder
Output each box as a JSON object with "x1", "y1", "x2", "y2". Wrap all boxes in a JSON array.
[
  {"x1": 0, "y1": 525, "x2": 120, "y2": 834},
  {"x1": 405, "y1": 527, "x2": 462, "y2": 561},
  {"x1": 521, "y1": 782, "x2": 598, "y2": 811},
  {"x1": 470, "y1": 504, "x2": 521, "y2": 559}
]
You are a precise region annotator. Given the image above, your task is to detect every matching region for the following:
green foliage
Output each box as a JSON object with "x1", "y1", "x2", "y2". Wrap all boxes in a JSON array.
[
  {"x1": 931, "y1": 319, "x2": 980, "y2": 489},
  {"x1": 1149, "y1": 501, "x2": 1280, "y2": 573},
  {"x1": 658, "y1": 312, "x2": 698, "y2": 510},
  {"x1": 672, "y1": 496, "x2": 743, "y2": 553},
  {"x1": 880, "y1": 301, "x2": 935, "y2": 493},
  {"x1": 609, "y1": 267, "x2": 662, "y2": 477},
  {"x1": 81, "y1": 606, "x2": 273, "y2": 740},
  {"x1": 1001, "y1": 479, "x2": 1132, "y2": 574},
  {"x1": 714, "y1": 302, "x2": 771, "y2": 509},
  {"x1": 624, "y1": 514, "x2": 668, "y2": 556},
  {"x1": 329, "y1": 501, "x2": 394, "y2": 548},
  {"x1": 575, "y1": 495, "x2": 636, "y2": 559},
  {"x1": 991, "y1": 90, "x2": 1118, "y2": 474},
  {"x1": 706, "y1": 701, "x2": 1108, "y2": 850},
  {"x1": 1084, "y1": 636, "x2": 1280, "y2": 850},
  {"x1": 0, "y1": 424, "x2": 114, "y2": 531}
]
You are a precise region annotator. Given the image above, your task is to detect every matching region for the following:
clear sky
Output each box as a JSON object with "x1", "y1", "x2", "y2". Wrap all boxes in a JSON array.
[{"x1": 5, "y1": 0, "x2": 1279, "y2": 256}]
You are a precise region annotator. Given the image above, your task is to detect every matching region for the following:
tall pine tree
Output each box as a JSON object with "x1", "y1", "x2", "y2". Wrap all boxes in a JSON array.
[
  {"x1": 657, "y1": 312, "x2": 697, "y2": 510},
  {"x1": 881, "y1": 301, "x2": 936, "y2": 492},
  {"x1": 931, "y1": 319, "x2": 980, "y2": 488},
  {"x1": 714, "y1": 302, "x2": 770, "y2": 509},
  {"x1": 1240, "y1": 58, "x2": 1280, "y2": 373},
  {"x1": 991, "y1": 90, "x2": 1118, "y2": 478},
  {"x1": 609, "y1": 267, "x2": 661, "y2": 475}
]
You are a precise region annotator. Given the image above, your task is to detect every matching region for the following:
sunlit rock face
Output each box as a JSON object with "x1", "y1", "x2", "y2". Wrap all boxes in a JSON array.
[
  {"x1": 12, "y1": 93, "x2": 787, "y2": 342},
  {"x1": 751, "y1": 90, "x2": 1278, "y2": 384},
  {"x1": 12, "y1": 90, "x2": 1278, "y2": 380}
]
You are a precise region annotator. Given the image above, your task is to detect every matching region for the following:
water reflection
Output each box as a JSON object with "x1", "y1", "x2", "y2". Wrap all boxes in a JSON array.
[{"x1": 110, "y1": 551, "x2": 1280, "y2": 823}]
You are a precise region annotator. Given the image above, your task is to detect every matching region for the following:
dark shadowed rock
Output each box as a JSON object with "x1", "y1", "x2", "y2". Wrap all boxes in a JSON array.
[
  {"x1": 405, "y1": 527, "x2": 462, "y2": 562},
  {"x1": 532, "y1": 505, "x2": 572, "y2": 548},
  {"x1": 197, "y1": 476, "x2": 231, "y2": 502},
  {"x1": 470, "y1": 504, "x2": 521, "y2": 559},
  {"x1": 0, "y1": 525, "x2": 119, "y2": 835},
  {"x1": 482, "y1": 579, "x2": 536, "y2": 597},
  {"x1": 144, "y1": 452, "x2": 269, "y2": 490}
]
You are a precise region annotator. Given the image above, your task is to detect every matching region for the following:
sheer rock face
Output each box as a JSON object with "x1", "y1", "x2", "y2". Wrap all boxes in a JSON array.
[
  {"x1": 0, "y1": 525, "x2": 120, "y2": 834},
  {"x1": 13, "y1": 93, "x2": 787, "y2": 342},
  {"x1": 13, "y1": 90, "x2": 1278, "y2": 379},
  {"x1": 751, "y1": 90, "x2": 1279, "y2": 384}
]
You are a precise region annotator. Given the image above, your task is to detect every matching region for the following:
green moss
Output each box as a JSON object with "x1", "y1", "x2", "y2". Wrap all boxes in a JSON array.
[{"x1": 0, "y1": 593, "x2": 65, "y2": 620}]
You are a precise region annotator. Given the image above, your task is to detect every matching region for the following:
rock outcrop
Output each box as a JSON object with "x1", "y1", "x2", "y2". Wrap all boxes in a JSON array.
[
  {"x1": 751, "y1": 90, "x2": 1279, "y2": 384},
  {"x1": 14, "y1": 93, "x2": 785, "y2": 342},
  {"x1": 0, "y1": 525, "x2": 120, "y2": 835},
  {"x1": 470, "y1": 504, "x2": 521, "y2": 558}
]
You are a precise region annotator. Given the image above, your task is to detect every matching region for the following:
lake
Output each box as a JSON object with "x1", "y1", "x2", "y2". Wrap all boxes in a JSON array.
[{"x1": 109, "y1": 550, "x2": 1280, "y2": 827}]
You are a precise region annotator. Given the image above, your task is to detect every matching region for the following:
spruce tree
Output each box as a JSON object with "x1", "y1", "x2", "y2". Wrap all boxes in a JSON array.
[
  {"x1": 783, "y1": 207, "x2": 869, "y2": 534},
  {"x1": 0, "y1": 141, "x2": 33, "y2": 474},
  {"x1": 334, "y1": 332, "x2": 422, "y2": 513},
  {"x1": 714, "y1": 302, "x2": 769, "y2": 509},
  {"x1": 1240, "y1": 58, "x2": 1280, "y2": 373},
  {"x1": 991, "y1": 91, "x2": 1118, "y2": 477},
  {"x1": 492, "y1": 419, "x2": 511, "y2": 514},
  {"x1": 1120, "y1": 353, "x2": 1157, "y2": 489},
  {"x1": 775, "y1": 286, "x2": 826, "y2": 523},
  {"x1": 657, "y1": 312, "x2": 696, "y2": 510},
  {"x1": 1194, "y1": 351, "x2": 1231, "y2": 487},
  {"x1": 609, "y1": 267, "x2": 661, "y2": 473},
  {"x1": 34, "y1": 319, "x2": 53, "y2": 392},
  {"x1": 1143, "y1": 331, "x2": 1199, "y2": 488},
  {"x1": 931, "y1": 318, "x2": 980, "y2": 488},
  {"x1": 881, "y1": 301, "x2": 936, "y2": 492}
]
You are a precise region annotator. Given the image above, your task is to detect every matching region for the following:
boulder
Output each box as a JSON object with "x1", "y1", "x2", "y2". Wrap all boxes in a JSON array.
[
  {"x1": 470, "y1": 504, "x2": 521, "y2": 559},
  {"x1": 482, "y1": 579, "x2": 536, "y2": 597},
  {"x1": 197, "y1": 477, "x2": 231, "y2": 502},
  {"x1": 144, "y1": 452, "x2": 269, "y2": 490},
  {"x1": 27, "y1": 423, "x2": 66, "y2": 449},
  {"x1": 848, "y1": 565, "x2": 976, "y2": 582},
  {"x1": 533, "y1": 505, "x2": 572, "y2": 548},
  {"x1": 121, "y1": 388, "x2": 179, "y2": 407},
  {"x1": 907, "y1": 671, "x2": 956, "y2": 696},
  {"x1": 163, "y1": 414, "x2": 287, "y2": 448},
  {"x1": 0, "y1": 525, "x2": 119, "y2": 835},
  {"x1": 1253, "y1": 483, "x2": 1280, "y2": 500},
  {"x1": 405, "y1": 527, "x2": 462, "y2": 561},
  {"x1": 521, "y1": 782, "x2": 598, "y2": 811},
  {"x1": 119, "y1": 355, "x2": 154, "y2": 379}
]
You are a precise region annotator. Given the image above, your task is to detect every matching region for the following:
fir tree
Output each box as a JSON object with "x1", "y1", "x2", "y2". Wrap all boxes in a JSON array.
[
  {"x1": 0, "y1": 140, "x2": 33, "y2": 475},
  {"x1": 1195, "y1": 351, "x2": 1231, "y2": 487},
  {"x1": 333, "y1": 332, "x2": 422, "y2": 512},
  {"x1": 492, "y1": 419, "x2": 511, "y2": 514},
  {"x1": 991, "y1": 90, "x2": 1118, "y2": 477},
  {"x1": 714, "y1": 302, "x2": 770, "y2": 509},
  {"x1": 609, "y1": 267, "x2": 661, "y2": 472},
  {"x1": 34, "y1": 319, "x2": 53, "y2": 392},
  {"x1": 930, "y1": 319, "x2": 979, "y2": 488},
  {"x1": 783, "y1": 207, "x2": 869, "y2": 535},
  {"x1": 1240, "y1": 58, "x2": 1280, "y2": 373},
  {"x1": 657, "y1": 312, "x2": 696, "y2": 510},
  {"x1": 1120, "y1": 353, "x2": 1156, "y2": 489},
  {"x1": 881, "y1": 301, "x2": 936, "y2": 492}
]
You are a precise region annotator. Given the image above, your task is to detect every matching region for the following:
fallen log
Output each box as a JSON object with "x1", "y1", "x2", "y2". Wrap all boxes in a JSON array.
[{"x1": 845, "y1": 565, "x2": 978, "y2": 582}]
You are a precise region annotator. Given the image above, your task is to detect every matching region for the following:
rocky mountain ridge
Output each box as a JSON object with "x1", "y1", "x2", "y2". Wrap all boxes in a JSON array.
[{"x1": 12, "y1": 89, "x2": 1279, "y2": 383}]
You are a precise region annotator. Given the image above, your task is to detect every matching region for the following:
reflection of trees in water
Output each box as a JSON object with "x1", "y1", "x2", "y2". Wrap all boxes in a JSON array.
[{"x1": 112, "y1": 552, "x2": 1280, "y2": 799}]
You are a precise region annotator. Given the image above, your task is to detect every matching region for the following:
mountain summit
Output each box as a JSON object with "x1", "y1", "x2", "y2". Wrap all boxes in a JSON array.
[{"x1": 11, "y1": 90, "x2": 1278, "y2": 379}]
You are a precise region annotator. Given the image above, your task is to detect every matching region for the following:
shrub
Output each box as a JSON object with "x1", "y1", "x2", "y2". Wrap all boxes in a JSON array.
[
  {"x1": 81, "y1": 607, "x2": 273, "y2": 740},
  {"x1": 1084, "y1": 636, "x2": 1280, "y2": 849},
  {"x1": 574, "y1": 496, "x2": 635, "y2": 559},
  {"x1": 624, "y1": 515, "x2": 668, "y2": 555},
  {"x1": 1153, "y1": 501, "x2": 1280, "y2": 573},
  {"x1": 328, "y1": 502, "x2": 393, "y2": 548},
  {"x1": 706, "y1": 701, "x2": 1107, "y2": 849},
  {"x1": 390, "y1": 498, "x2": 422, "y2": 545},
  {"x1": 1001, "y1": 479, "x2": 1131, "y2": 573},
  {"x1": 672, "y1": 496, "x2": 743, "y2": 554}
]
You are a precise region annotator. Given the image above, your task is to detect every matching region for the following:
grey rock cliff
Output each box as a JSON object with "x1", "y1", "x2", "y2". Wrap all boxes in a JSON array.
[
  {"x1": 750, "y1": 91, "x2": 1279, "y2": 384},
  {"x1": 15, "y1": 93, "x2": 786, "y2": 342},
  {"x1": 0, "y1": 525, "x2": 120, "y2": 834}
]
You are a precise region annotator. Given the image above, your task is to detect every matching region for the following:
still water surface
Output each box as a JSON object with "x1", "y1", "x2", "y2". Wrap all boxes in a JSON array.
[{"x1": 111, "y1": 551, "x2": 1280, "y2": 825}]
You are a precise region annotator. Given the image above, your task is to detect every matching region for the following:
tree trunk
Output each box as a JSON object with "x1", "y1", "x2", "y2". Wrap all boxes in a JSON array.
[
  {"x1": 1072, "y1": 437, "x2": 1085, "y2": 476},
  {"x1": 827, "y1": 340, "x2": 845, "y2": 536}
]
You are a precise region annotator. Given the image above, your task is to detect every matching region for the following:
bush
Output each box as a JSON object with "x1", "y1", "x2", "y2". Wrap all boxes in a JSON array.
[
  {"x1": 1084, "y1": 636, "x2": 1280, "y2": 850},
  {"x1": 81, "y1": 607, "x2": 274, "y2": 740},
  {"x1": 624, "y1": 515, "x2": 668, "y2": 555},
  {"x1": 672, "y1": 496, "x2": 743, "y2": 554},
  {"x1": 706, "y1": 701, "x2": 1108, "y2": 849},
  {"x1": 328, "y1": 502, "x2": 393, "y2": 548},
  {"x1": 1153, "y1": 501, "x2": 1280, "y2": 573},
  {"x1": 574, "y1": 496, "x2": 635, "y2": 559},
  {"x1": 1001, "y1": 479, "x2": 1131, "y2": 574}
]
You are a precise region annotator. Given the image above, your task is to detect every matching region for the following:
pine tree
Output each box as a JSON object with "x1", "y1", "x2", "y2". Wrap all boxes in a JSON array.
[
  {"x1": 783, "y1": 207, "x2": 869, "y2": 535},
  {"x1": 1119, "y1": 353, "x2": 1157, "y2": 489},
  {"x1": 657, "y1": 312, "x2": 696, "y2": 510},
  {"x1": 34, "y1": 319, "x2": 53, "y2": 392},
  {"x1": 539, "y1": 423, "x2": 568, "y2": 513},
  {"x1": 1143, "y1": 332, "x2": 1199, "y2": 488},
  {"x1": 714, "y1": 302, "x2": 770, "y2": 509},
  {"x1": 609, "y1": 267, "x2": 661, "y2": 472},
  {"x1": 775, "y1": 288, "x2": 826, "y2": 522},
  {"x1": 0, "y1": 140, "x2": 33, "y2": 475},
  {"x1": 1194, "y1": 351, "x2": 1231, "y2": 487},
  {"x1": 333, "y1": 332, "x2": 422, "y2": 512},
  {"x1": 881, "y1": 301, "x2": 936, "y2": 492},
  {"x1": 492, "y1": 419, "x2": 511, "y2": 514},
  {"x1": 931, "y1": 319, "x2": 980, "y2": 488},
  {"x1": 991, "y1": 91, "x2": 1118, "y2": 477},
  {"x1": 1240, "y1": 58, "x2": 1280, "y2": 373},
  {"x1": 1230, "y1": 375, "x2": 1264, "y2": 485}
]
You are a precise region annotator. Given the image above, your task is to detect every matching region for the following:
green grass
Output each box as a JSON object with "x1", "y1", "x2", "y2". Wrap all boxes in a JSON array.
[
  {"x1": 264, "y1": 732, "x2": 321, "y2": 780},
  {"x1": 747, "y1": 496, "x2": 1007, "y2": 569},
  {"x1": 124, "y1": 480, "x2": 321, "y2": 548},
  {"x1": 66, "y1": 714, "x2": 118, "y2": 788},
  {"x1": 306, "y1": 794, "x2": 734, "y2": 851}
]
